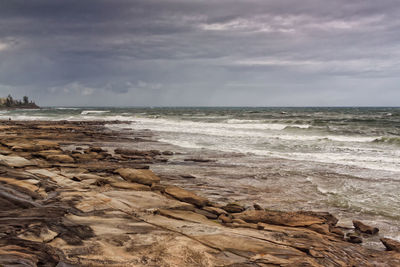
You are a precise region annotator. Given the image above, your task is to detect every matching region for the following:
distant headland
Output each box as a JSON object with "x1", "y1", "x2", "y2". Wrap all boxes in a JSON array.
[{"x1": 0, "y1": 95, "x2": 39, "y2": 109}]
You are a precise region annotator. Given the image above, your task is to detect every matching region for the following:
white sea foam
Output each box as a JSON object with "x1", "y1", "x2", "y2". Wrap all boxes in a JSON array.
[{"x1": 80, "y1": 110, "x2": 110, "y2": 115}]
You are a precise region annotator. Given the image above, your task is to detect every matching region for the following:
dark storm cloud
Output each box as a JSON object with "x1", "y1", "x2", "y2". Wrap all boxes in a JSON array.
[{"x1": 0, "y1": 0, "x2": 400, "y2": 106}]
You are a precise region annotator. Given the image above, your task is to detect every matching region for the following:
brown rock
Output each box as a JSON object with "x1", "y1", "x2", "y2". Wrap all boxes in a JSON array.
[
  {"x1": 218, "y1": 214, "x2": 233, "y2": 223},
  {"x1": 89, "y1": 146, "x2": 104, "y2": 153},
  {"x1": 308, "y1": 223, "x2": 330, "y2": 235},
  {"x1": 330, "y1": 227, "x2": 345, "y2": 237},
  {"x1": 184, "y1": 158, "x2": 215, "y2": 163},
  {"x1": 35, "y1": 141, "x2": 60, "y2": 150},
  {"x1": 111, "y1": 182, "x2": 151, "y2": 191},
  {"x1": 222, "y1": 203, "x2": 245, "y2": 213},
  {"x1": 353, "y1": 220, "x2": 379, "y2": 235},
  {"x1": 0, "y1": 155, "x2": 35, "y2": 168},
  {"x1": 203, "y1": 206, "x2": 228, "y2": 216},
  {"x1": 253, "y1": 203, "x2": 263, "y2": 210},
  {"x1": 381, "y1": 237, "x2": 400, "y2": 252},
  {"x1": 157, "y1": 209, "x2": 210, "y2": 224},
  {"x1": 232, "y1": 218, "x2": 247, "y2": 224},
  {"x1": 194, "y1": 208, "x2": 218, "y2": 219},
  {"x1": 347, "y1": 234, "x2": 362, "y2": 244},
  {"x1": 151, "y1": 183, "x2": 166, "y2": 192},
  {"x1": 164, "y1": 186, "x2": 209, "y2": 207},
  {"x1": 234, "y1": 210, "x2": 325, "y2": 227},
  {"x1": 45, "y1": 154, "x2": 75, "y2": 163},
  {"x1": 115, "y1": 168, "x2": 160, "y2": 186}
]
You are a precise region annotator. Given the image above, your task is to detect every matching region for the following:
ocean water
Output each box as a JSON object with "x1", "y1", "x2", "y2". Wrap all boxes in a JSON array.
[{"x1": 2, "y1": 107, "x2": 400, "y2": 241}]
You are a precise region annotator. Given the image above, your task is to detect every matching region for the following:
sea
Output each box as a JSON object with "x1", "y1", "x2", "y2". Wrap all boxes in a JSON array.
[{"x1": 1, "y1": 107, "x2": 399, "y2": 245}]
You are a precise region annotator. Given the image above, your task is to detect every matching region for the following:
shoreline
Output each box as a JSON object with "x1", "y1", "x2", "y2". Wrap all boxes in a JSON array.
[{"x1": 0, "y1": 120, "x2": 399, "y2": 266}]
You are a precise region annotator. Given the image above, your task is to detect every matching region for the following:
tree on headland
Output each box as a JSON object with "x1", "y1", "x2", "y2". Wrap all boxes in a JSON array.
[
  {"x1": 0, "y1": 95, "x2": 38, "y2": 109},
  {"x1": 5, "y1": 95, "x2": 13, "y2": 107}
]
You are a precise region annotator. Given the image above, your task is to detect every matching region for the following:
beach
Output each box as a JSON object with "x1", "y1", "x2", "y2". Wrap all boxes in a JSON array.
[{"x1": 0, "y1": 116, "x2": 399, "y2": 266}]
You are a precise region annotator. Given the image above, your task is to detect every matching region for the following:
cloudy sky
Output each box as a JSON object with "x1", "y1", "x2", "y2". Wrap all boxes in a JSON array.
[{"x1": 0, "y1": 0, "x2": 399, "y2": 106}]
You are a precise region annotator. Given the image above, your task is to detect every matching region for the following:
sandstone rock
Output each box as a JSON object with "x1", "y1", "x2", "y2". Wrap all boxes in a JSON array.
[
  {"x1": 111, "y1": 182, "x2": 151, "y2": 191},
  {"x1": 347, "y1": 234, "x2": 362, "y2": 244},
  {"x1": 45, "y1": 154, "x2": 75, "y2": 163},
  {"x1": 184, "y1": 158, "x2": 215, "y2": 163},
  {"x1": 218, "y1": 214, "x2": 233, "y2": 223},
  {"x1": 222, "y1": 203, "x2": 245, "y2": 213},
  {"x1": 308, "y1": 223, "x2": 330, "y2": 235},
  {"x1": 253, "y1": 203, "x2": 263, "y2": 210},
  {"x1": 330, "y1": 227, "x2": 345, "y2": 237},
  {"x1": 299, "y1": 211, "x2": 338, "y2": 226},
  {"x1": 158, "y1": 209, "x2": 211, "y2": 224},
  {"x1": 89, "y1": 146, "x2": 104, "y2": 153},
  {"x1": 232, "y1": 218, "x2": 247, "y2": 224},
  {"x1": 381, "y1": 237, "x2": 400, "y2": 252},
  {"x1": 194, "y1": 208, "x2": 218, "y2": 219},
  {"x1": 353, "y1": 220, "x2": 379, "y2": 235},
  {"x1": 35, "y1": 141, "x2": 59, "y2": 150},
  {"x1": 0, "y1": 155, "x2": 34, "y2": 168},
  {"x1": 164, "y1": 186, "x2": 209, "y2": 207},
  {"x1": 115, "y1": 168, "x2": 160, "y2": 185},
  {"x1": 234, "y1": 210, "x2": 325, "y2": 227},
  {"x1": 203, "y1": 206, "x2": 228, "y2": 215},
  {"x1": 151, "y1": 183, "x2": 166, "y2": 192}
]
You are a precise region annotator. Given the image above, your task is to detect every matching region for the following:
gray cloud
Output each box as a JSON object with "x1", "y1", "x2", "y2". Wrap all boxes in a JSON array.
[{"x1": 0, "y1": 0, "x2": 400, "y2": 106}]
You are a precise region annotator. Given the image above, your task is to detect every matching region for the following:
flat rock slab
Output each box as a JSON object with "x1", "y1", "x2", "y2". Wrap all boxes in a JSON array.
[
  {"x1": 103, "y1": 190, "x2": 194, "y2": 211},
  {"x1": 234, "y1": 210, "x2": 325, "y2": 227},
  {"x1": 165, "y1": 186, "x2": 209, "y2": 207},
  {"x1": 158, "y1": 209, "x2": 212, "y2": 224},
  {"x1": 116, "y1": 168, "x2": 160, "y2": 185},
  {"x1": 0, "y1": 155, "x2": 34, "y2": 168},
  {"x1": 111, "y1": 181, "x2": 151, "y2": 191}
]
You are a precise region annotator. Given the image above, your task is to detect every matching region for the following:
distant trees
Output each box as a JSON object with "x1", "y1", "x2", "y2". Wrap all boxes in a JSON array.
[
  {"x1": 5, "y1": 94, "x2": 14, "y2": 107},
  {"x1": 0, "y1": 95, "x2": 38, "y2": 108}
]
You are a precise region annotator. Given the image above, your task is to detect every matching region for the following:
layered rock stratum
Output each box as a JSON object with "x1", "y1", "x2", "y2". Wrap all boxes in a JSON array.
[{"x1": 0, "y1": 120, "x2": 399, "y2": 266}]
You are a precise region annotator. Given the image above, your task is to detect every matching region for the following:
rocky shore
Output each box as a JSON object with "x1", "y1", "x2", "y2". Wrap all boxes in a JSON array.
[{"x1": 0, "y1": 120, "x2": 399, "y2": 266}]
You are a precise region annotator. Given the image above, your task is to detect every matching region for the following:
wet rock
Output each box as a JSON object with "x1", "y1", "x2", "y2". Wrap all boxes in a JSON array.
[
  {"x1": 165, "y1": 186, "x2": 209, "y2": 207},
  {"x1": 353, "y1": 220, "x2": 379, "y2": 235},
  {"x1": 115, "y1": 168, "x2": 160, "y2": 186},
  {"x1": 381, "y1": 237, "x2": 400, "y2": 252},
  {"x1": 222, "y1": 203, "x2": 245, "y2": 213},
  {"x1": 234, "y1": 210, "x2": 325, "y2": 227}
]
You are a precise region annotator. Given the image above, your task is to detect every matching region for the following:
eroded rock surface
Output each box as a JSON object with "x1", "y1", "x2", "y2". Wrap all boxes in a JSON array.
[{"x1": 0, "y1": 120, "x2": 399, "y2": 266}]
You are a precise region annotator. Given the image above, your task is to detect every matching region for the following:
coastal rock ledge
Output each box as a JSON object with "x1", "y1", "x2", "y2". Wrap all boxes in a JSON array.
[{"x1": 0, "y1": 120, "x2": 399, "y2": 266}]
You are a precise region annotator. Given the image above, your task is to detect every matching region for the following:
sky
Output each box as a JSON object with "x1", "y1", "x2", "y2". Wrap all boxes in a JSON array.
[{"x1": 0, "y1": 0, "x2": 399, "y2": 107}]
